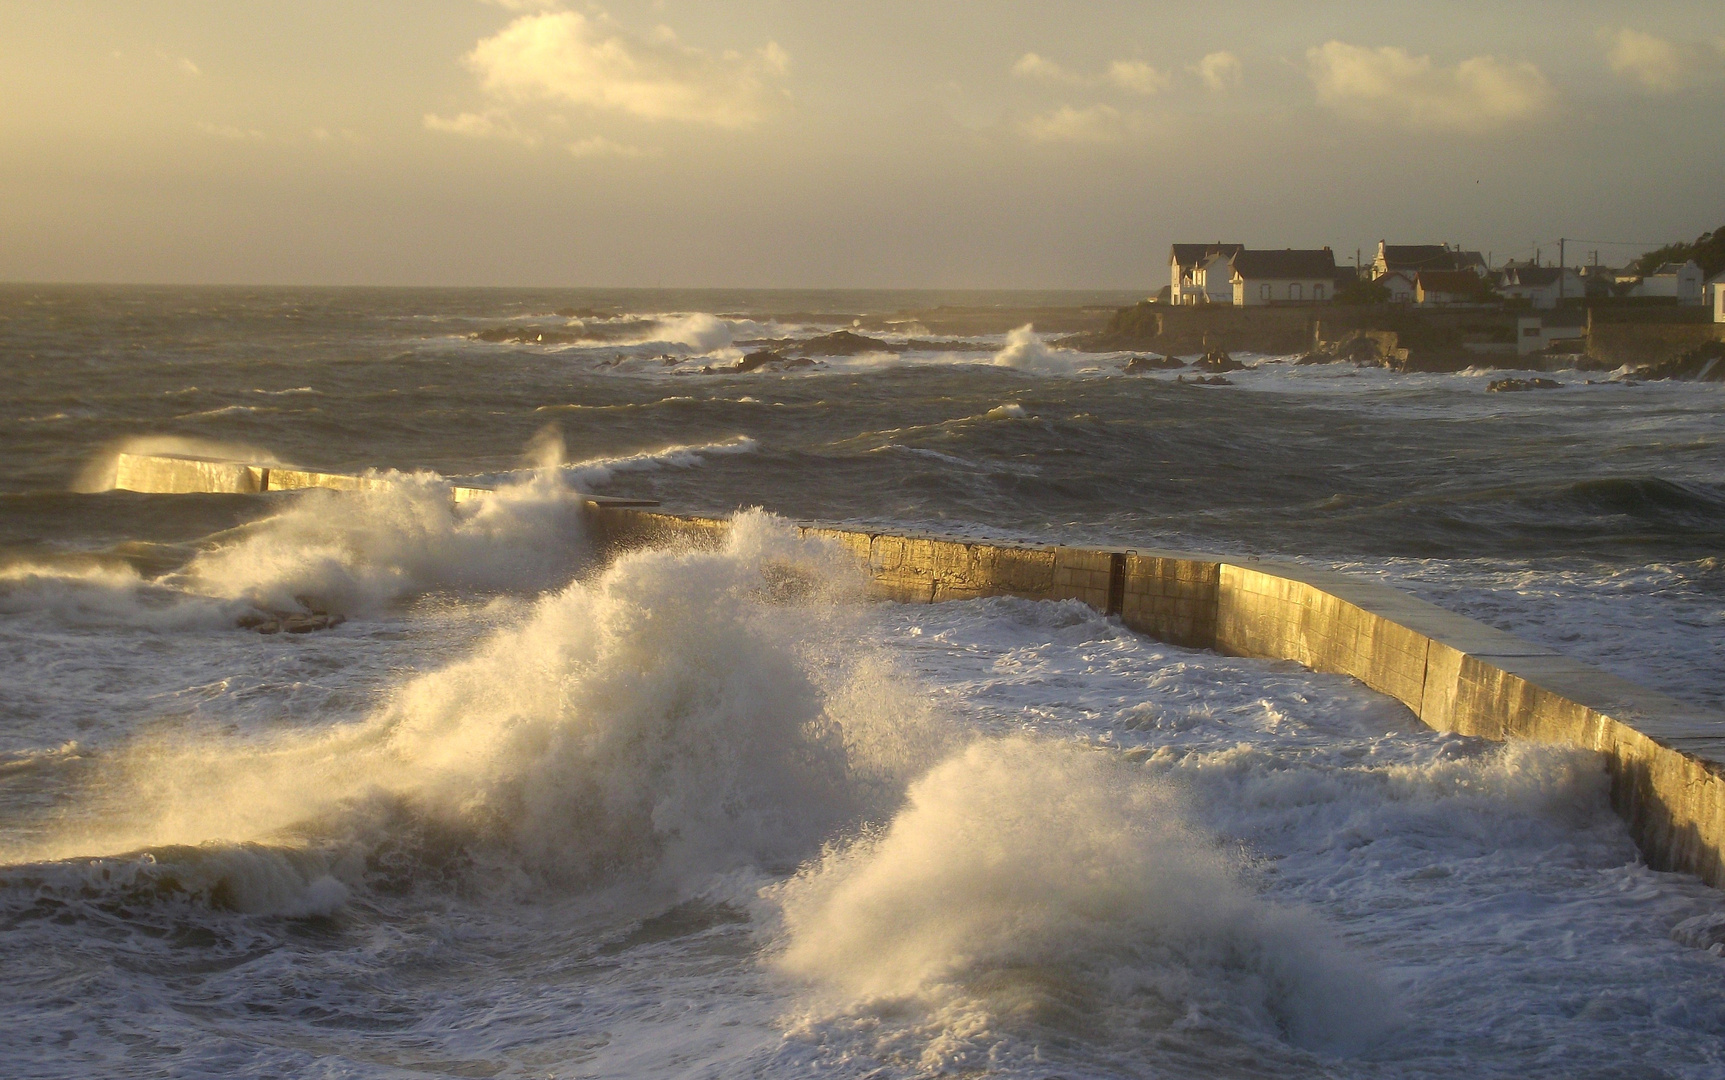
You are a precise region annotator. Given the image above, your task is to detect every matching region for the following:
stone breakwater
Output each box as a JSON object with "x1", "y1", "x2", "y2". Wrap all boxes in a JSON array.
[
  {"x1": 109, "y1": 452, "x2": 1725, "y2": 890},
  {"x1": 595, "y1": 507, "x2": 1725, "y2": 890}
]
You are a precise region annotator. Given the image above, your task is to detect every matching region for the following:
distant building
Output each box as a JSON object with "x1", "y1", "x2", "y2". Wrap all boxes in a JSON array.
[
  {"x1": 1230, "y1": 248, "x2": 1338, "y2": 306},
  {"x1": 1377, "y1": 269, "x2": 1416, "y2": 304},
  {"x1": 1517, "y1": 311, "x2": 1588, "y2": 356},
  {"x1": 1497, "y1": 265, "x2": 1584, "y2": 309},
  {"x1": 1631, "y1": 260, "x2": 1706, "y2": 305},
  {"x1": 1169, "y1": 243, "x2": 1244, "y2": 305},
  {"x1": 1708, "y1": 271, "x2": 1725, "y2": 320},
  {"x1": 1372, "y1": 242, "x2": 1488, "y2": 280},
  {"x1": 1414, "y1": 270, "x2": 1481, "y2": 305}
]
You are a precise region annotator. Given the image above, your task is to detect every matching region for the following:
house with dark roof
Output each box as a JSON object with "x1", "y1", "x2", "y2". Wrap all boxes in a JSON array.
[
  {"x1": 1496, "y1": 265, "x2": 1583, "y2": 309},
  {"x1": 1372, "y1": 242, "x2": 1488, "y2": 279},
  {"x1": 1228, "y1": 248, "x2": 1337, "y2": 306},
  {"x1": 1169, "y1": 243, "x2": 1244, "y2": 305},
  {"x1": 1415, "y1": 270, "x2": 1485, "y2": 305}
]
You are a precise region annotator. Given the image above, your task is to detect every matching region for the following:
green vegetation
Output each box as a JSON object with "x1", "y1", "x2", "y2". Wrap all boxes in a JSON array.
[
  {"x1": 1335, "y1": 276, "x2": 1390, "y2": 304},
  {"x1": 1629, "y1": 224, "x2": 1725, "y2": 279}
]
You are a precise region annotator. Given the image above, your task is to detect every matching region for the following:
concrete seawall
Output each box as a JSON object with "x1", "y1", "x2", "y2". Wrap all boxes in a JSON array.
[
  {"x1": 591, "y1": 506, "x2": 1725, "y2": 889},
  {"x1": 106, "y1": 452, "x2": 1725, "y2": 888}
]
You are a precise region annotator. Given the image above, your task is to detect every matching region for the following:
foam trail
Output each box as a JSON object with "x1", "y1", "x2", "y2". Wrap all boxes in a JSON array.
[
  {"x1": 771, "y1": 737, "x2": 1391, "y2": 1067},
  {"x1": 560, "y1": 436, "x2": 758, "y2": 490}
]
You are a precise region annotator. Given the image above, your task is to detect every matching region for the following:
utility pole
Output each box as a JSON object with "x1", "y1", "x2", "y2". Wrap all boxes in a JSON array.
[{"x1": 1559, "y1": 238, "x2": 1566, "y2": 304}]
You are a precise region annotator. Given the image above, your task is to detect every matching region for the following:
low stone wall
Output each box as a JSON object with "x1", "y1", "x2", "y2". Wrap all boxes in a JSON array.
[
  {"x1": 98, "y1": 454, "x2": 1725, "y2": 889},
  {"x1": 1588, "y1": 323, "x2": 1725, "y2": 368},
  {"x1": 589, "y1": 506, "x2": 1725, "y2": 888}
]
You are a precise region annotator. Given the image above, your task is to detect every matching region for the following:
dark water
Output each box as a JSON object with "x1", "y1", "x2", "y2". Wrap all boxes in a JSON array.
[{"x1": 3, "y1": 285, "x2": 1725, "y2": 1079}]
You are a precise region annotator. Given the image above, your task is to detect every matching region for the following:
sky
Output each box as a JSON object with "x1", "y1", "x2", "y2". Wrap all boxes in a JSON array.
[{"x1": 2, "y1": 0, "x2": 1722, "y2": 289}]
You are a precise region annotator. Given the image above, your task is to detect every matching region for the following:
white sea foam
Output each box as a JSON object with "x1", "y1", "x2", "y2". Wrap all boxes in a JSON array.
[
  {"x1": 991, "y1": 324, "x2": 1099, "y2": 375},
  {"x1": 556, "y1": 435, "x2": 759, "y2": 490},
  {"x1": 177, "y1": 468, "x2": 592, "y2": 615},
  {"x1": 771, "y1": 736, "x2": 1390, "y2": 1069},
  {"x1": 10, "y1": 514, "x2": 942, "y2": 898}
]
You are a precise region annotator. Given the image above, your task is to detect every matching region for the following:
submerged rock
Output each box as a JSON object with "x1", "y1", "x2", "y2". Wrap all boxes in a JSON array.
[
  {"x1": 1672, "y1": 911, "x2": 1725, "y2": 952},
  {"x1": 1487, "y1": 377, "x2": 1562, "y2": 392},
  {"x1": 238, "y1": 611, "x2": 346, "y2": 635},
  {"x1": 1193, "y1": 350, "x2": 1245, "y2": 373},
  {"x1": 1124, "y1": 354, "x2": 1184, "y2": 372},
  {"x1": 1177, "y1": 374, "x2": 1233, "y2": 386}
]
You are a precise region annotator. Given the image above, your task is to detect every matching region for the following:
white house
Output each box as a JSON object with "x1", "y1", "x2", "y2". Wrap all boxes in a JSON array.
[
  {"x1": 1706, "y1": 271, "x2": 1725, "y2": 313},
  {"x1": 1516, "y1": 312, "x2": 1588, "y2": 356},
  {"x1": 1377, "y1": 269, "x2": 1416, "y2": 303},
  {"x1": 1497, "y1": 265, "x2": 1584, "y2": 309},
  {"x1": 1633, "y1": 260, "x2": 1706, "y2": 304},
  {"x1": 1715, "y1": 274, "x2": 1725, "y2": 323},
  {"x1": 1169, "y1": 243, "x2": 1243, "y2": 305},
  {"x1": 1230, "y1": 248, "x2": 1338, "y2": 306}
]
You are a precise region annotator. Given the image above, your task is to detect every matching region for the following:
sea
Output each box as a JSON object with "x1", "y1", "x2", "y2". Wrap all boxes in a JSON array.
[{"x1": 2, "y1": 285, "x2": 1724, "y2": 1078}]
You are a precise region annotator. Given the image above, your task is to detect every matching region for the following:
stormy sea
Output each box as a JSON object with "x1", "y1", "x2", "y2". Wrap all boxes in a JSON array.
[{"x1": 3, "y1": 285, "x2": 1724, "y2": 1079}]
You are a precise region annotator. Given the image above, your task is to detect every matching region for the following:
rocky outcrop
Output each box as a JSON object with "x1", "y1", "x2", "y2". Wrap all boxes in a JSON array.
[
  {"x1": 1487, "y1": 377, "x2": 1562, "y2": 392},
  {"x1": 1630, "y1": 339, "x2": 1725, "y2": 382},
  {"x1": 1123, "y1": 354, "x2": 1184, "y2": 372},
  {"x1": 1192, "y1": 350, "x2": 1245, "y2": 373}
]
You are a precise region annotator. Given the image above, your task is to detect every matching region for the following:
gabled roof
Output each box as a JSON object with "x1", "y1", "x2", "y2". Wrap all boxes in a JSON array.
[
  {"x1": 1415, "y1": 270, "x2": 1482, "y2": 293},
  {"x1": 1648, "y1": 261, "x2": 1698, "y2": 277},
  {"x1": 1170, "y1": 243, "x2": 1243, "y2": 269},
  {"x1": 1380, "y1": 244, "x2": 1450, "y2": 266},
  {"x1": 1499, "y1": 266, "x2": 1571, "y2": 287},
  {"x1": 1380, "y1": 244, "x2": 1484, "y2": 273},
  {"x1": 1230, "y1": 248, "x2": 1336, "y2": 280}
]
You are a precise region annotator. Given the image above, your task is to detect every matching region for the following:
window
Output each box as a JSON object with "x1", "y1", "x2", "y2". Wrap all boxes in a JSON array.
[
  {"x1": 1290, "y1": 283, "x2": 1303, "y2": 301},
  {"x1": 1314, "y1": 284, "x2": 1326, "y2": 300},
  {"x1": 1259, "y1": 284, "x2": 1271, "y2": 300}
]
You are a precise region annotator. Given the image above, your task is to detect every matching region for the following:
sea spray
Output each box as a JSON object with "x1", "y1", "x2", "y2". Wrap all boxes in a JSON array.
[
  {"x1": 769, "y1": 737, "x2": 1394, "y2": 1068},
  {"x1": 10, "y1": 512, "x2": 945, "y2": 905},
  {"x1": 176, "y1": 467, "x2": 592, "y2": 615}
]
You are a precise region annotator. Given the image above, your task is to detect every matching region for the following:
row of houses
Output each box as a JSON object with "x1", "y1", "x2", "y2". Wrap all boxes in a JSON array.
[{"x1": 1167, "y1": 241, "x2": 1724, "y2": 314}]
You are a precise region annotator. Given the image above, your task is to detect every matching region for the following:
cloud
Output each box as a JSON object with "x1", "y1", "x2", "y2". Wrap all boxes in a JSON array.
[
  {"x1": 567, "y1": 135, "x2": 652, "y2": 158},
  {"x1": 1020, "y1": 104, "x2": 1131, "y2": 144},
  {"x1": 1012, "y1": 52, "x2": 1083, "y2": 85},
  {"x1": 1599, "y1": 28, "x2": 1718, "y2": 93},
  {"x1": 1013, "y1": 53, "x2": 1168, "y2": 94},
  {"x1": 1105, "y1": 60, "x2": 1170, "y2": 95},
  {"x1": 1193, "y1": 51, "x2": 1242, "y2": 91},
  {"x1": 423, "y1": 109, "x2": 540, "y2": 145},
  {"x1": 480, "y1": 0, "x2": 561, "y2": 8},
  {"x1": 1306, "y1": 41, "x2": 1551, "y2": 131},
  {"x1": 461, "y1": 10, "x2": 789, "y2": 129}
]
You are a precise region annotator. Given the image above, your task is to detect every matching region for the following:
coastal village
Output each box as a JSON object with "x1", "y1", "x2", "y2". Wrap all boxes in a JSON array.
[
  {"x1": 1099, "y1": 227, "x2": 1725, "y2": 379},
  {"x1": 1162, "y1": 239, "x2": 1722, "y2": 317}
]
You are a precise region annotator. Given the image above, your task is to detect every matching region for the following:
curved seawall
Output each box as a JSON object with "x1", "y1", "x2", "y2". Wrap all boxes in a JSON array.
[
  {"x1": 111, "y1": 452, "x2": 1725, "y2": 888},
  {"x1": 594, "y1": 506, "x2": 1725, "y2": 889}
]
